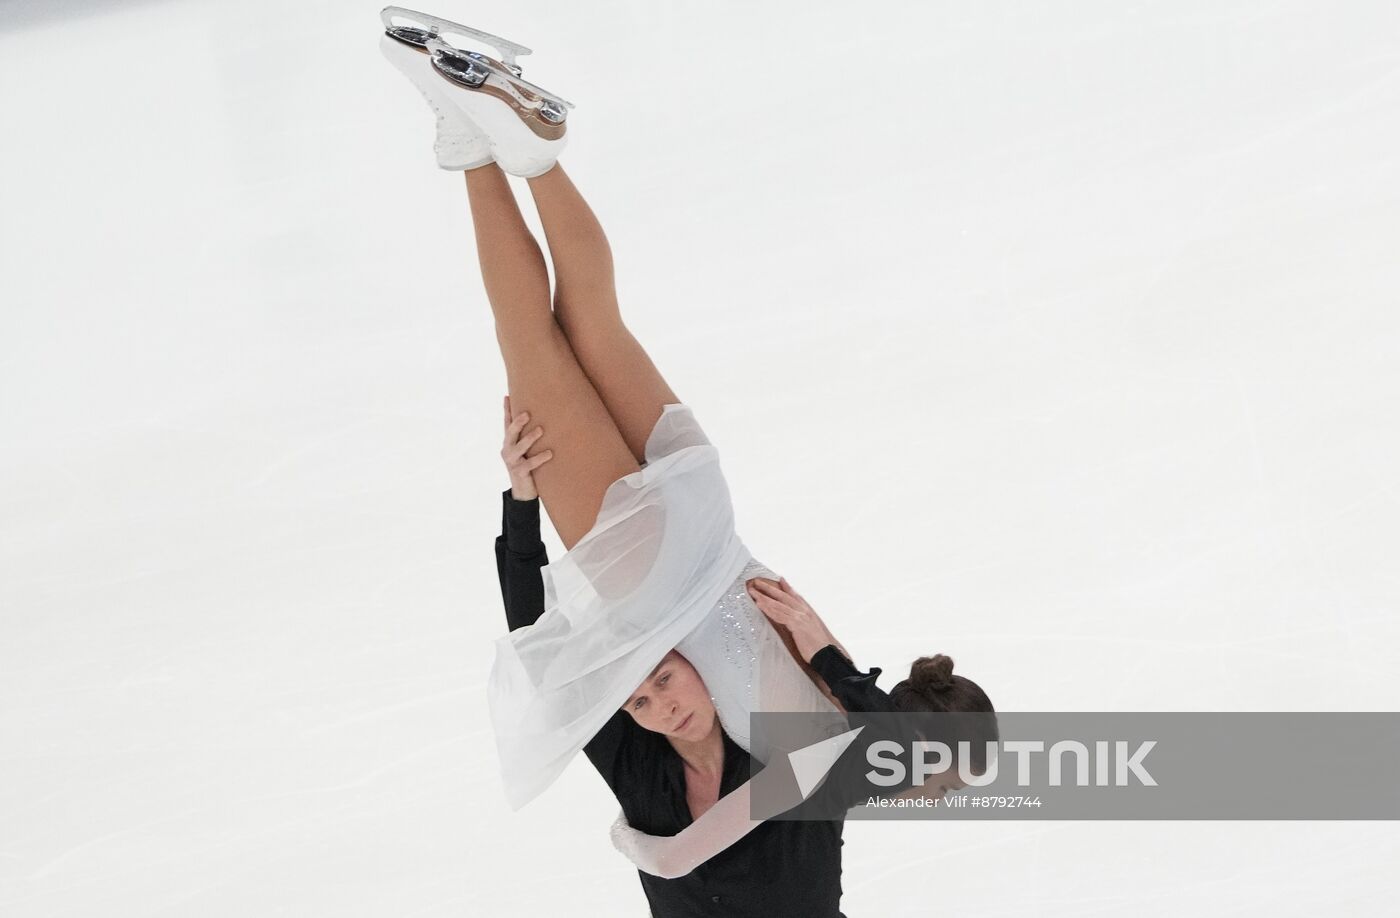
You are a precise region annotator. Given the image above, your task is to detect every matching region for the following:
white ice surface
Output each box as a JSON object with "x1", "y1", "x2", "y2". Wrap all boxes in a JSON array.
[{"x1": 2, "y1": 0, "x2": 1399, "y2": 915}]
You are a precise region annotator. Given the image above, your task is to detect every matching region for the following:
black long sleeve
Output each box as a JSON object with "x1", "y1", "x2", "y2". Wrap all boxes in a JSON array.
[
  {"x1": 808, "y1": 644, "x2": 895, "y2": 714},
  {"x1": 495, "y1": 488, "x2": 549, "y2": 632}
]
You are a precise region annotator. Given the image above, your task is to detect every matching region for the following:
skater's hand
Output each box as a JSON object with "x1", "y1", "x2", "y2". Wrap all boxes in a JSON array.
[
  {"x1": 746, "y1": 576, "x2": 851, "y2": 665},
  {"x1": 502, "y1": 395, "x2": 552, "y2": 501}
]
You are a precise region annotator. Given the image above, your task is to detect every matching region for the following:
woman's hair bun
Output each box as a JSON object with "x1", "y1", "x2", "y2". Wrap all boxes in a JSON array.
[{"x1": 909, "y1": 654, "x2": 956, "y2": 691}]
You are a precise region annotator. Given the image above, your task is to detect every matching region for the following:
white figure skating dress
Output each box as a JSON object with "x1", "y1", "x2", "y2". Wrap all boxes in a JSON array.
[{"x1": 486, "y1": 403, "x2": 840, "y2": 810}]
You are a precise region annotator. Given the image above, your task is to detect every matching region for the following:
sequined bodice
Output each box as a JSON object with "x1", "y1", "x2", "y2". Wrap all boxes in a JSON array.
[
  {"x1": 674, "y1": 556, "x2": 839, "y2": 759},
  {"x1": 706, "y1": 558, "x2": 775, "y2": 702}
]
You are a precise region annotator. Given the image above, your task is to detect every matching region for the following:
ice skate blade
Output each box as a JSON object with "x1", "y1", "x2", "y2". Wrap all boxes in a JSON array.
[
  {"x1": 425, "y1": 38, "x2": 571, "y2": 138},
  {"x1": 378, "y1": 8, "x2": 574, "y2": 117},
  {"x1": 380, "y1": 6, "x2": 530, "y2": 74},
  {"x1": 430, "y1": 47, "x2": 571, "y2": 124}
]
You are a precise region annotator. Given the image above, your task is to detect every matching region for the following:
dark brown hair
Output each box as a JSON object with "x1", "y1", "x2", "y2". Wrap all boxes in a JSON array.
[
  {"x1": 889, "y1": 654, "x2": 998, "y2": 771},
  {"x1": 889, "y1": 654, "x2": 993, "y2": 715}
]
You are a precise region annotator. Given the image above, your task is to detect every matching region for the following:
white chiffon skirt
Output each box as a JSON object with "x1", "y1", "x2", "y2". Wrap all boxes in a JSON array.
[{"x1": 486, "y1": 403, "x2": 839, "y2": 810}]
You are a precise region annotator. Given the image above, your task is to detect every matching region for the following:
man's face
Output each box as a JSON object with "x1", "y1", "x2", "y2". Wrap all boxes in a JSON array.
[{"x1": 621, "y1": 649, "x2": 717, "y2": 741}]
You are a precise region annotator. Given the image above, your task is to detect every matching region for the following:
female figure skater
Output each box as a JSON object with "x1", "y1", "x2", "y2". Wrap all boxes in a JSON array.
[{"x1": 381, "y1": 7, "x2": 997, "y2": 909}]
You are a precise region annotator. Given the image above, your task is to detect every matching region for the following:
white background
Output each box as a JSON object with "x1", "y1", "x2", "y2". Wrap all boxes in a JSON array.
[{"x1": 3, "y1": 0, "x2": 1398, "y2": 915}]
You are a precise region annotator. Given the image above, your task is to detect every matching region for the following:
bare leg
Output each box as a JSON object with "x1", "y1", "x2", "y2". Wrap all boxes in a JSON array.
[
  {"x1": 464, "y1": 163, "x2": 639, "y2": 550},
  {"x1": 524, "y1": 164, "x2": 679, "y2": 465}
]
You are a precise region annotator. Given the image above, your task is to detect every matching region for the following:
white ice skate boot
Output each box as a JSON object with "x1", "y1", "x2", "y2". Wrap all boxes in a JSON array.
[
  {"x1": 422, "y1": 36, "x2": 571, "y2": 178},
  {"x1": 379, "y1": 31, "x2": 491, "y2": 171},
  {"x1": 380, "y1": 8, "x2": 572, "y2": 178}
]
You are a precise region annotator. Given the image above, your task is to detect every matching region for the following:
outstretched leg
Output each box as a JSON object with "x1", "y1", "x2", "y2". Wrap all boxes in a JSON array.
[
  {"x1": 524, "y1": 164, "x2": 679, "y2": 465},
  {"x1": 464, "y1": 163, "x2": 639, "y2": 550}
]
